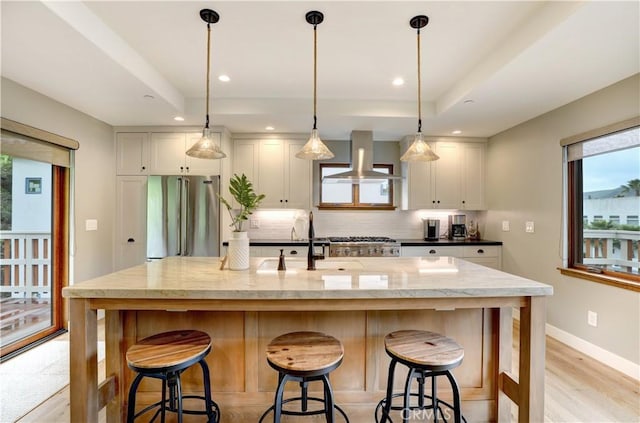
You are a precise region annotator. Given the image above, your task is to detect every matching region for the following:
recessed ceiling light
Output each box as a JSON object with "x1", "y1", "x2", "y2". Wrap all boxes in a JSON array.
[
  {"x1": 174, "y1": 116, "x2": 185, "y2": 122},
  {"x1": 265, "y1": 126, "x2": 275, "y2": 131},
  {"x1": 463, "y1": 99, "x2": 474, "y2": 104},
  {"x1": 392, "y1": 77, "x2": 404, "y2": 86},
  {"x1": 452, "y1": 130, "x2": 462, "y2": 135},
  {"x1": 143, "y1": 94, "x2": 155, "y2": 100},
  {"x1": 218, "y1": 75, "x2": 230, "y2": 82}
]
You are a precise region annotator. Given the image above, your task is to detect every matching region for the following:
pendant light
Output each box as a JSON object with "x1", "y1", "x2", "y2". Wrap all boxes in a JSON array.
[
  {"x1": 186, "y1": 9, "x2": 226, "y2": 159},
  {"x1": 295, "y1": 11, "x2": 334, "y2": 160},
  {"x1": 400, "y1": 15, "x2": 439, "y2": 162}
]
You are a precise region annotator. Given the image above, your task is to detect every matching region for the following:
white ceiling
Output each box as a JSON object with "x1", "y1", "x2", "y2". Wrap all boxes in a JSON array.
[{"x1": 2, "y1": 1, "x2": 639, "y2": 140}]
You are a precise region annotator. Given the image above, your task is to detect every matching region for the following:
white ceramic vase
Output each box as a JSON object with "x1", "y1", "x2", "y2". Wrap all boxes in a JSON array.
[{"x1": 228, "y1": 231, "x2": 250, "y2": 270}]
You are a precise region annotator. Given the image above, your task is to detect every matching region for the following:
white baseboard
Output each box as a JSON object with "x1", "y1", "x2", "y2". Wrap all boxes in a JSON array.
[{"x1": 513, "y1": 308, "x2": 640, "y2": 381}]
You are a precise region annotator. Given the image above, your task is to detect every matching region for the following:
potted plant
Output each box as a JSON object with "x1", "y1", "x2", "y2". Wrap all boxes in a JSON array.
[{"x1": 219, "y1": 174, "x2": 265, "y2": 269}]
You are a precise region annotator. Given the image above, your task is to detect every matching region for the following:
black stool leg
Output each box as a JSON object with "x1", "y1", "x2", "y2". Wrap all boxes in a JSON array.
[
  {"x1": 444, "y1": 370, "x2": 462, "y2": 423},
  {"x1": 273, "y1": 373, "x2": 292, "y2": 423},
  {"x1": 127, "y1": 373, "x2": 145, "y2": 423},
  {"x1": 160, "y1": 374, "x2": 167, "y2": 423},
  {"x1": 403, "y1": 367, "x2": 418, "y2": 423},
  {"x1": 381, "y1": 358, "x2": 398, "y2": 423},
  {"x1": 321, "y1": 374, "x2": 336, "y2": 423},
  {"x1": 198, "y1": 357, "x2": 219, "y2": 422}
]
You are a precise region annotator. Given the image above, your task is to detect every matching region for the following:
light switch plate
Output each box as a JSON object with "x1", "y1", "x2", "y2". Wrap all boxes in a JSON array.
[
  {"x1": 587, "y1": 310, "x2": 598, "y2": 327},
  {"x1": 525, "y1": 221, "x2": 535, "y2": 233},
  {"x1": 250, "y1": 219, "x2": 260, "y2": 229},
  {"x1": 85, "y1": 219, "x2": 98, "y2": 231},
  {"x1": 502, "y1": 221, "x2": 510, "y2": 231}
]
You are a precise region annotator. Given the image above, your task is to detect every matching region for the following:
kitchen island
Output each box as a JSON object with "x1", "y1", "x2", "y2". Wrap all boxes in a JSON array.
[{"x1": 63, "y1": 256, "x2": 552, "y2": 422}]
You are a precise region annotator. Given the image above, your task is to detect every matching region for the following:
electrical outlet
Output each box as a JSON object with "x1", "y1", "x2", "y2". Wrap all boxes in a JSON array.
[
  {"x1": 250, "y1": 219, "x2": 260, "y2": 229},
  {"x1": 85, "y1": 219, "x2": 98, "y2": 231},
  {"x1": 587, "y1": 310, "x2": 598, "y2": 327},
  {"x1": 525, "y1": 221, "x2": 535, "y2": 233},
  {"x1": 502, "y1": 220, "x2": 510, "y2": 231}
]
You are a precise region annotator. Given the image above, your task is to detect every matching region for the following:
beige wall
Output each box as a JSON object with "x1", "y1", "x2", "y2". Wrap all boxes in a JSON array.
[
  {"x1": 1, "y1": 77, "x2": 116, "y2": 283},
  {"x1": 485, "y1": 74, "x2": 640, "y2": 364}
]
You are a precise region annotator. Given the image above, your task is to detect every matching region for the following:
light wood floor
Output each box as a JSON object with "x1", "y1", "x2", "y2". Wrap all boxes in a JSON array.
[{"x1": 16, "y1": 320, "x2": 640, "y2": 423}]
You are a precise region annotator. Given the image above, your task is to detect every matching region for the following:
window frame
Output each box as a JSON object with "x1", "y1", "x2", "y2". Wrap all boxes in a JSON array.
[
  {"x1": 560, "y1": 118, "x2": 640, "y2": 292},
  {"x1": 318, "y1": 163, "x2": 395, "y2": 210}
]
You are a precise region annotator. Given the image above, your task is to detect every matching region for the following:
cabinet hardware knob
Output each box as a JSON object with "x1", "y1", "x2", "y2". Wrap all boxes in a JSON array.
[
  {"x1": 127, "y1": 238, "x2": 135, "y2": 243},
  {"x1": 462, "y1": 200, "x2": 465, "y2": 204},
  {"x1": 280, "y1": 199, "x2": 283, "y2": 203},
  {"x1": 437, "y1": 200, "x2": 440, "y2": 204},
  {"x1": 142, "y1": 166, "x2": 146, "y2": 170},
  {"x1": 290, "y1": 250, "x2": 298, "y2": 255},
  {"x1": 477, "y1": 249, "x2": 484, "y2": 254},
  {"x1": 429, "y1": 249, "x2": 436, "y2": 254},
  {"x1": 285, "y1": 199, "x2": 288, "y2": 203},
  {"x1": 432, "y1": 200, "x2": 436, "y2": 204}
]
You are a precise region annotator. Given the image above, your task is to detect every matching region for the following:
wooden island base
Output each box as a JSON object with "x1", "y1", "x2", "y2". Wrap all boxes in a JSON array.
[
  {"x1": 66, "y1": 257, "x2": 550, "y2": 422},
  {"x1": 103, "y1": 306, "x2": 513, "y2": 422}
]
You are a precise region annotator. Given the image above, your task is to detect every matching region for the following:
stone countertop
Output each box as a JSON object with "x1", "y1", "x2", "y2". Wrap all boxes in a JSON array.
[
  {"x1": 223, "y1": 238, "x2": 329, "y2": 246},
  {"x1": 398, "y1": 239, "x2": 503, "y2": 246},
  {"x1": 63, "y1": 256, "x2": 551, "y2": 300},
  {"x1": 224, "y1": 238, "x2": 500, "y2": 246}
]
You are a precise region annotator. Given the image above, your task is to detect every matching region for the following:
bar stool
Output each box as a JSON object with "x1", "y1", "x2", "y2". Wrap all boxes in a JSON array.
[
  {"x1": 126, "y1": 330, "x2": 220, "y2": 423},
  {"x1": 375, "y1": 330, "x2": 466, "y2": 423},
  {"x1": 259, "y1": 331, "x2": 350, "y2": 423}
]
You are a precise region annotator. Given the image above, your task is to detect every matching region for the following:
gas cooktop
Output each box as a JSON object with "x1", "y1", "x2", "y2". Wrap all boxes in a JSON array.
[
  {"x1": 328, "y1": 236, "x2": 400, "y2": 257},
  {"x1": 328, "y1": 236, "x2": 397, "y2": 243}
]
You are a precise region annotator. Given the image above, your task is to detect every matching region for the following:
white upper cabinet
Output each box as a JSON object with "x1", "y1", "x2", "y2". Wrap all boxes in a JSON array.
[
  {"x1": 116, "y1": 133, "x2": 149, "y2": 175},
  {"x1": 401, "y1": 139, "x2": 486, "y2": 210},
  {"x1": 116, "y1": 131, "x2": 222, "y2": 176},
  {"x1": 233, "y1": 137, "x2": 311, "y2": 209},
  {"x1": 460, "y1": 143, "x2": 486, "y2": 210},
  {"x1": 431, "y1": 142, "x2": 462, "y2": 209},
  {"x1": 149, "y1": 132, "x2": 221, "y2": 175}
]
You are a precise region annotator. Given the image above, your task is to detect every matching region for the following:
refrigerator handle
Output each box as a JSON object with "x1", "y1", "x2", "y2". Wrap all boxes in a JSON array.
[
  {"x1": 184, "y1": 178, "x2": 190, "y2": 256},
  {"x1": 177, "y1": 177, "x2": 183, "y2": 255}
]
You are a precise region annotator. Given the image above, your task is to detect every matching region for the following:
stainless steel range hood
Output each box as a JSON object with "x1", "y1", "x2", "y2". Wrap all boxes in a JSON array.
[{"x1": 323, "y1": 130, "x2": 402, "y2": 183}]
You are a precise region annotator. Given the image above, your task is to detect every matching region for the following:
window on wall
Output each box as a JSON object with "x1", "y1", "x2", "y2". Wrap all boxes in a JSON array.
[
  {"x1": 563, "y1": 122, "x2": 639, "y2": 290},
  {"x1": 319, "y1": 164, "x2": 394, "y2": 209}
]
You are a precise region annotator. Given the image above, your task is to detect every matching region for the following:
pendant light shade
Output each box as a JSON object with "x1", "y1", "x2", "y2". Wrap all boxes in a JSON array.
[
  {"x1": 186, "y1": 9, "x2": 226, "y2": 160},
  {"x1": 400, "y1": 15, "x2": 439, "y2": 163},
  {"x1": 295, "y1": 11, "x2": 334, "y2": 160}
]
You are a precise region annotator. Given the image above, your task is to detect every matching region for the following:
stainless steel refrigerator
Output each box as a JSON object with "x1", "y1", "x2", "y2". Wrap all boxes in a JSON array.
[{"x1": 147, "y1": 175, "x2": 220, "y2": 259}]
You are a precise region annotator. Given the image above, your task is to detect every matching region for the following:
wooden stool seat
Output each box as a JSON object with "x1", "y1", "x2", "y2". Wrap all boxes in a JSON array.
[
  {"x1": 266, "y1": 331, "x2": 344, "y2": 376},
  {"x1": 260, "y1": 331, "x2": 349, "y2": 423},
  {"x1": 127, "y1": 330, "x2": 212, "y2": 372},
  {"x1": 377, "y1": 330, "x2": 466, "y2": 423},
  {"x1": 126, "y1": 330, "x2": 219, "y2": 423},
  {"x1": 384, "y1": 330, "x2": 464, "y2": 371}
]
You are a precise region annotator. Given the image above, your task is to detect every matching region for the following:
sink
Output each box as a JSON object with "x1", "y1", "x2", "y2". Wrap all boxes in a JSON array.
[{"x1": 257, "y1": 258, "x2": 363, "y2": 272}]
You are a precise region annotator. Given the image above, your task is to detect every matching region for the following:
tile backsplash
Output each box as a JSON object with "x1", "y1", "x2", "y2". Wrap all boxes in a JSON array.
[{"x1": 247, "y1": 209, "x2": 483, "y2": 240}]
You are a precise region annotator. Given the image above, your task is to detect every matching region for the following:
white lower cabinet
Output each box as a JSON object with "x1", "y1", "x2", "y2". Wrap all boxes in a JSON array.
[
  {"x1": 401, "y1": 245, "x2": 501, "y2": 269},
  {"x1": 115, "y1": 176, "x2": 147, "y2": 270}
]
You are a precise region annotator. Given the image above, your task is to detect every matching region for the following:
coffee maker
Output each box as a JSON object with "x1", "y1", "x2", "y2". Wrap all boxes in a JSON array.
[
  {"x1": 423, "y1": 218, "x2": 440, "y2": 240},
  {"x1": 448, "y1": 215, "x2": 467, "y2": 240}
]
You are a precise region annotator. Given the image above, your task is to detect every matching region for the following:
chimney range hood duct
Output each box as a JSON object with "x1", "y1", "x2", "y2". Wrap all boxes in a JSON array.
[{"x1": 323, "y1": 130, "x2": 402, "y2": 183}]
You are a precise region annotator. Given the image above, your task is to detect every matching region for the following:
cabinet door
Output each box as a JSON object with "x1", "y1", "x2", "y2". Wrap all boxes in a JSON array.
[
  {"x1": 149, "y1": 133, "x2": 187, "y2": 174},
  {"x1": 116, "y1": 133, "x2": 148, "y2": 175},
  {"x1": 285, "y1": 140, "x2": 311, "y2": 209},
  {"x1": 185, "y1": 132, "x2": 222, "y2": 175},
  {"x1": 400, "y1": 246, "x2": 462, "y2": 257},
  {"x1": 461, "y1": 144, "x2": 486, "y2": 210},
  {"x1": 115, "y1": 176, "x2": 147, "y2": 270},
  {"x1": 233, "y1": 139, "x2": 259, "y2": 187},
  {"x1": 258, "y1": 139, "x2": 286, "y2": 208},
  {"x1": 432, "y1": 142, "x2": 461, "y2": 208},
  {"x1": 402, "y1": 160, "x2": 433, "y2": 210}
]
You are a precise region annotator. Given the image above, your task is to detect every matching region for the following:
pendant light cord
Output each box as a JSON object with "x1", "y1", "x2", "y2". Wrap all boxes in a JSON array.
[
  {"x1": 313, "y1": 23, "x2": 318, "y2": 130},
  {"x1": 205, "y1": 22, "x2": 211, "y2": 129},
  {"x1": 416, "y1": 27, "x2": 422, "y2": 133}
]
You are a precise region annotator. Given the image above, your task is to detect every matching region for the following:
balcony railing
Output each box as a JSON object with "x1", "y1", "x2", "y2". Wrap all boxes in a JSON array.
[
  {"x1": 583, "y1": 229, "x2": 639, "y2": 274},
  {"x1": 0, "y1": 232, "x2": 51, "y2": 299}
]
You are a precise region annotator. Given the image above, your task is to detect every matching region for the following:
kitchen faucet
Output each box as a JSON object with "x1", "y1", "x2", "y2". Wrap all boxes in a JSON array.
[{"x1": 307, "y1": 212, "x2": 325, "y2": 270}]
